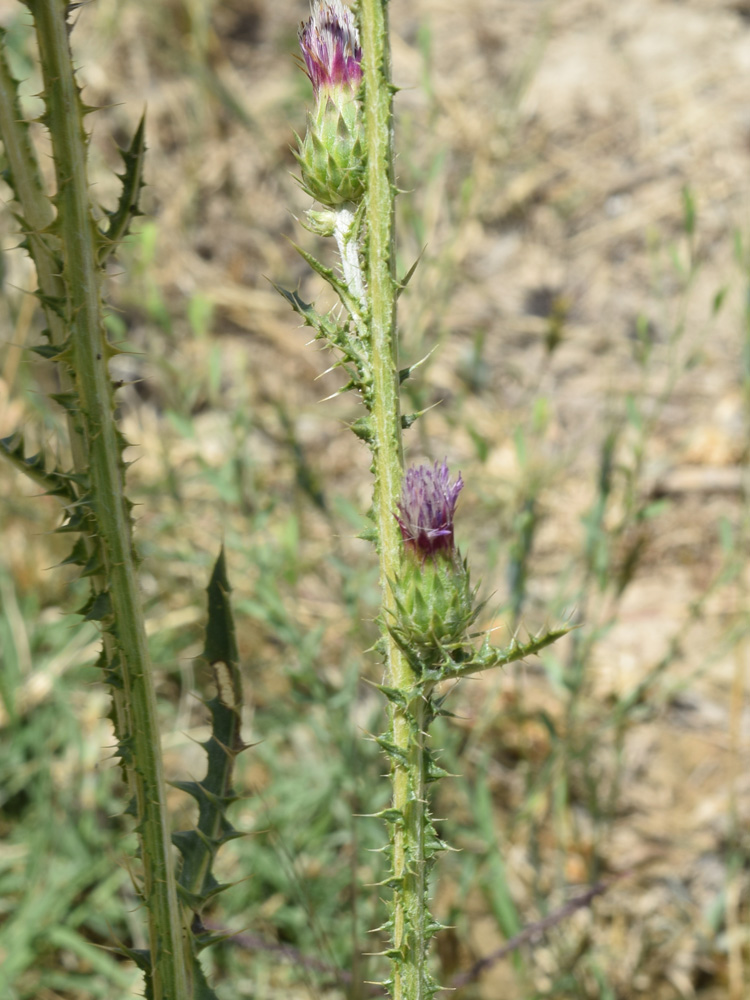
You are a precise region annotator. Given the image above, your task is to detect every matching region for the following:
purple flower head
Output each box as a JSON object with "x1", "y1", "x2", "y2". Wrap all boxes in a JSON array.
[
  {"x1": 298, "y1": 0, "x2": 363, "y2": 103},
  {"x1": 396, "y1": 461, "x2": 464, "y2": 561}
]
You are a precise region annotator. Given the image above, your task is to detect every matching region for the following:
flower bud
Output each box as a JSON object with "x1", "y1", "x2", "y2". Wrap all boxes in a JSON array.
[
  {"x1": 392, "y1": 462, "x2": 479, "y2": 665},
  {"x1": 396, "y1": 461, "x2": 463, "y2": 561},
  {"x1": 296, "y1": 0, "x2": 365, "y2": 206},
  {"x1": 304, "y1": 208, "x2": 338, "y2": 237}
]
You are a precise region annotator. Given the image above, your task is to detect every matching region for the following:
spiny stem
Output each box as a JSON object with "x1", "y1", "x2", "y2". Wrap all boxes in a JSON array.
[
  {"x1": 0, "y1": 21, "x2": 137, "y2": 846},
  {"x1": 402, "y1": 695, "x2": 429, "y2": 1000},
  {"x1": 359, "y1": 0, "x2": 403, "y2": 643},
  {"x1": 358, "y1": 0, "x2": 431, "y2": 996},
  {"x1": 29, "y1": 2, "x2": 187, "y2": 996},
  {"x1": 0, "y1": 35, "x2": 84, "y2": 462}
]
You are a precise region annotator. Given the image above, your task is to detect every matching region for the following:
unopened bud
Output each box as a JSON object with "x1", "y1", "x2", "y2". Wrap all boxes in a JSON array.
[
  {"x1": 392, "y1": 462, "x2": 479, "y2": 665},
  {"x1": 296, "y1": 0, "x2": 365, "y2": 206},
  {"x1": 305, "y1": 208, "x2": 338, "y2": 237}
]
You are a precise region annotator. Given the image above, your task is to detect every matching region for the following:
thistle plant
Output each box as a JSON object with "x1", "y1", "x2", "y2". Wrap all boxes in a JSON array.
[
  {"x1": 282, "y1": 2, "x2": 569, "y2": 998},
  {"x1": 0, "y1": 4, "x2": 245, "y2": 998}
]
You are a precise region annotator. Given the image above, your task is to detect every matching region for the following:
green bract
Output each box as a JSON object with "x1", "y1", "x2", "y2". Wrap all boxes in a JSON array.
[
  {"x1": 295, "y1": 94, "x2": 366, "y2": 206},
  {"x1": 391, "y1": 554, "x2": 480, "y2": 670}
]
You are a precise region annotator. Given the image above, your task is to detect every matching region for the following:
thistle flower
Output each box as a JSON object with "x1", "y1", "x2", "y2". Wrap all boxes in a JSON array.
[
  {"x1": 396, "y1": 461, "x2": 464, "y2": 561},
  {"x1": 299, "y1": 0, "x2": 363, "y2": 103},
  {"x1": 296, "y1": 0, "x2": 366, "y2": 207},
  {"x1": 392, "y1": 462, "x2": 479, "y2": 667}
]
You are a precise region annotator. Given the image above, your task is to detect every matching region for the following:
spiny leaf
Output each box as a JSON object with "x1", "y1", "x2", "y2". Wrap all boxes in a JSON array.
[
  {"x1": 99, "y1": 112, "x2": 147, "y2": 263},
  {"x1": 203, "y1": 547, "x2": 239, "y2": 670},
  {"x1": 189, "y1": 913, "x2": 240, "y2": 954},
  {"x1": 114, "y1": 943, "x2": 152, "y2": 974},
  {"x1": 372, "y1": 807, "x2": 404, "y2": 825},
  {"x1": 357, "y1": 523, "x2": 378, "y2": 544},
  {"x1": 375, "y1": 735, "x2": 409, "y2": 767},
  {"x1": 59, "y1": 536, "x2": 89, "y2": 568},
  {"x1": 77, "y1": 589, "x2": 112, "y2": 622},
  {"x1": 0, "y1": 433, "x2": 78, "y2": 501},
  {"x1": 34, "y1": 289, "x2": 67, "y2": 320},
  {"x1": 292, "y1": 241, "x2": 365, "y2": 325},
  {"x1": 395, "y1": 249, "x2": 424, "y2": 299},
  {"x1": 176, "y1": 547, "x2": 246, "y2": 911},
  {"x1": 398, "y1": 348, "x2": 434, "y2": 385},
  {"x1": 425, "y1": 758, "x2": 450, "y2": 783},
  {"x1": 31, "y1": 339, "x2": 71, "y2": 361},
  {"x1": 274, "y1": 280, "x2": 369, "y2": 370},
  {"x1": 439, "y1": 623, "x2": 573, "y2": 681},
  {"x1": 186, "y1": 944, "x2": 222, "y2": 1000},
  {"x1": 350, "y1": 415, "x2": 373, "y2": 442},
  {"x1": 50, "y1": 390, "x2": 79, "y2": 414},
  {"x1": 274, "y1": 282, "x2": 339, "y2": 342},
  {"x1": 372, "y1": 683, "x2": 408, "y2": 709},
  {"x1": 78, "y1": 545, "x2": 105, "y2": 578}
]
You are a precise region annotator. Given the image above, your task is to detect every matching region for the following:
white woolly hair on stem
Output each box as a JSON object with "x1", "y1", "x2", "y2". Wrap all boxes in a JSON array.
[{"x1": 334, "y1": 203, "x2": 366, "y2": 308}]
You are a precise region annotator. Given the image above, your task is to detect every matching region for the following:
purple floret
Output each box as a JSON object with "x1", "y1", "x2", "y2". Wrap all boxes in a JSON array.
[
  {"x1": 299, "y1": 0, "x2": 363, "y2": 102},
  {"x1": 396, "y1": 461, "x2": 463, "y2": 560}
]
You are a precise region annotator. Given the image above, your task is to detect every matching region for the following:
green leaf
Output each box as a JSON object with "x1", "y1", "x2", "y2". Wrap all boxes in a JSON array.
[
  {"x1": 440, "y1": 624, "x2": 573, "y2": 681},
  {"x1": 176, "y1": 548, "x2": 246, "y2": 909},
  {"x1": 0, "y1": 433, "x2": 78, "y2": 501},
  {"x1": 273, "y1": 282, "x2": 341, "y2": 341},
  {"x1": 99, "y1": 112, "x2": 147, "y2": 262},
  {"x1": 395, "y1": 249, "x2": 423, "y2": 298},
  {"x1": 292, "y1": 241, "x2": 365, "y2": 324}
]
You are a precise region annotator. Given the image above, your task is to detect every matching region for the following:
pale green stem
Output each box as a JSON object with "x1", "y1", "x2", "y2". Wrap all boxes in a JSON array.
[
  {"x1": 401, "y1": 694, "x2": 428, "y2": 998},
  {"x1": 29, "y1": 3, "x2": 187, "y2": 997},
  {"x1": 358, "y1": 0, "x2": 430, "y2": 997}
]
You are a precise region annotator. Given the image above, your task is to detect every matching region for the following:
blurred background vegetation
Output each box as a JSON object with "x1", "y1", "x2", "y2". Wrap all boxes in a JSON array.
[{"x1": 1, "y1": 0, "x2": 750, "y2": 997}]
